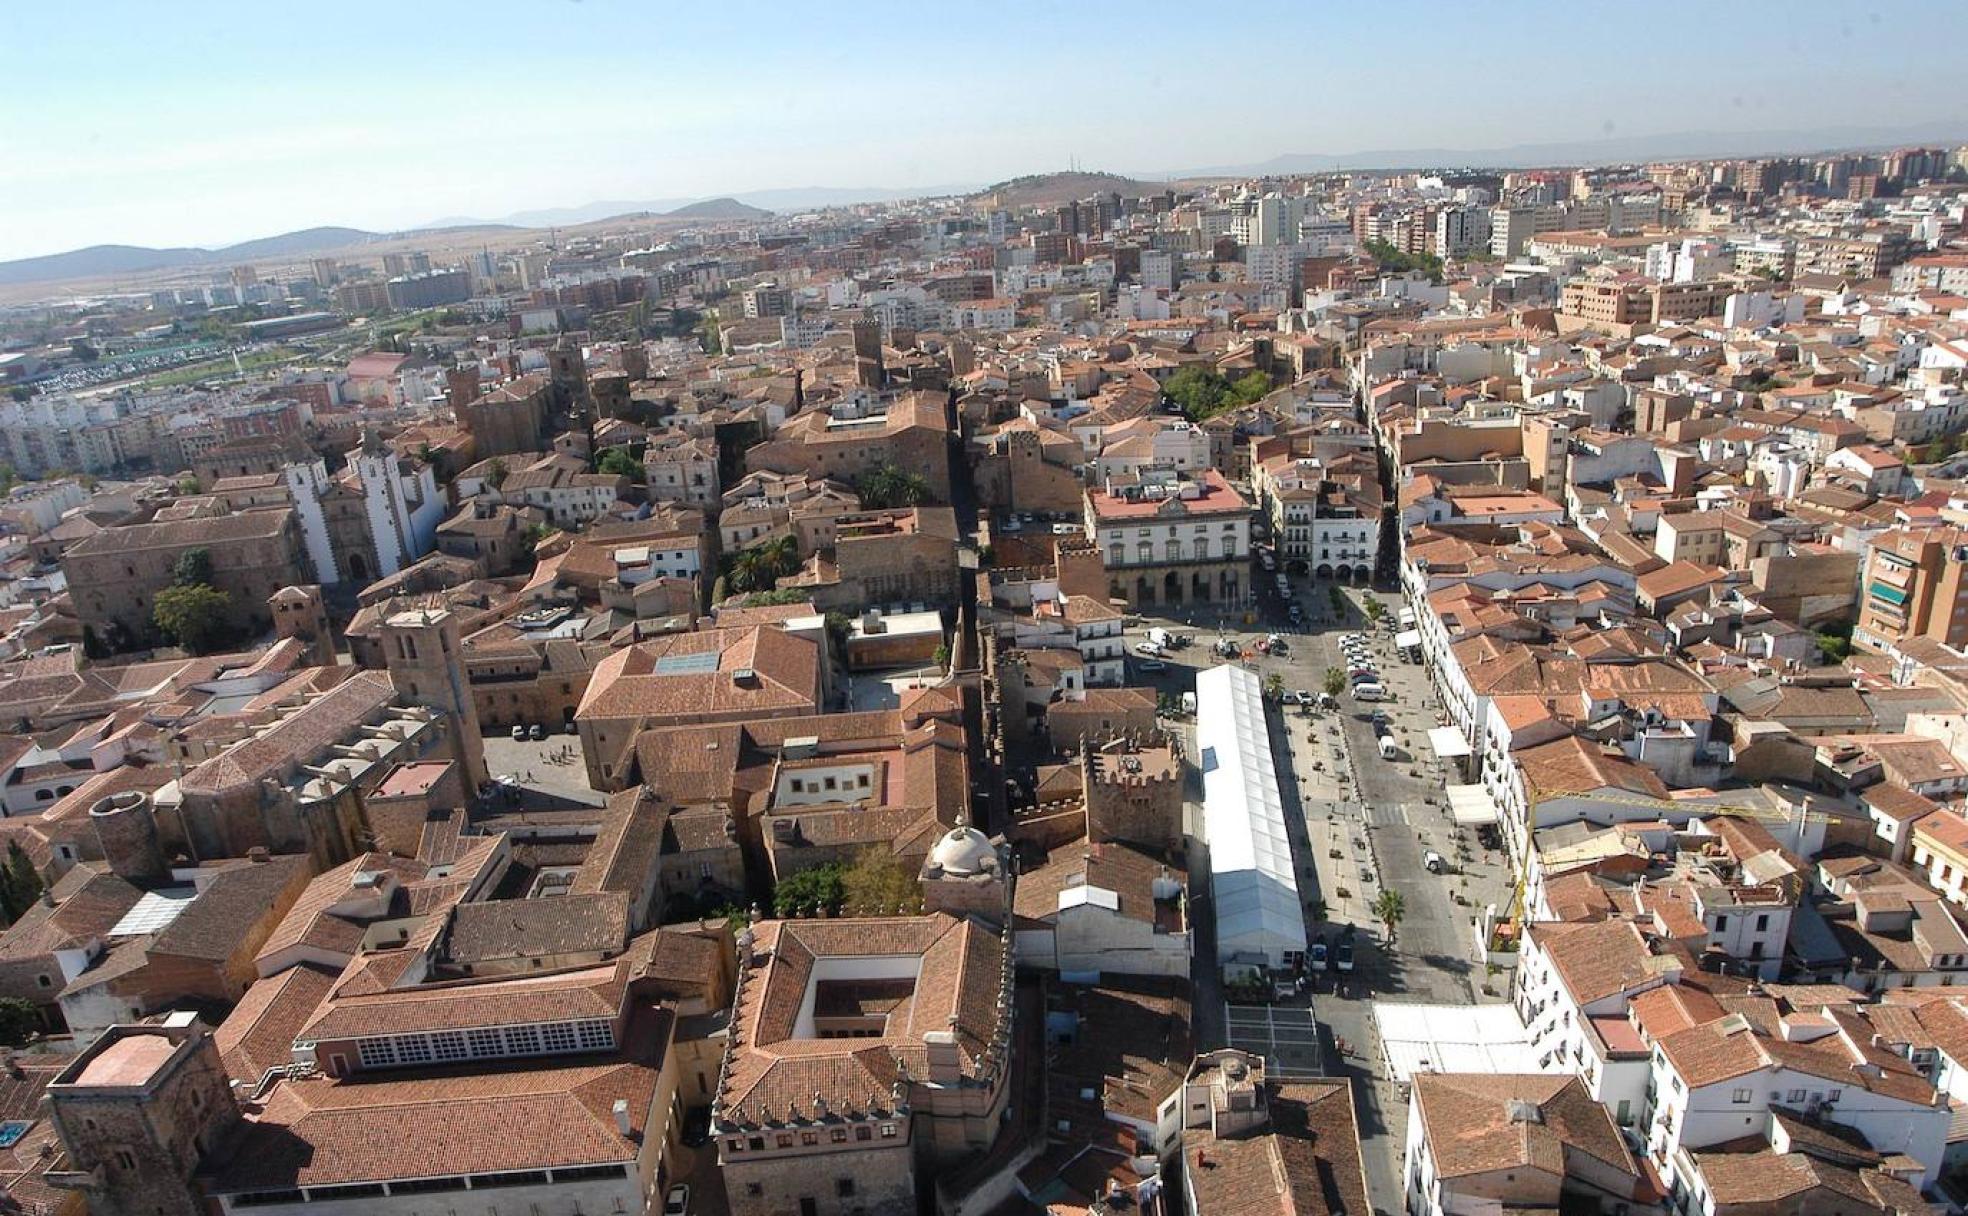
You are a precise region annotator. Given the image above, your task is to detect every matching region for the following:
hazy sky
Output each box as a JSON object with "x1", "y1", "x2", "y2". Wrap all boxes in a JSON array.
[{"x1": 3, "y1": 0, "x2": 1965, "y2": 261}]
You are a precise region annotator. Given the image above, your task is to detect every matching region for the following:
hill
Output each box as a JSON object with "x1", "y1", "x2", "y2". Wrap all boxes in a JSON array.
[
  {"x1": 666, "y1": 197, "x2": 772, "y2": 221},
  {"x1": 0, "y1": 224, "x2": 523, "y2": 289},
  {"x1": 975, "y1": 171, "x2": 1159, "y2": 208}
]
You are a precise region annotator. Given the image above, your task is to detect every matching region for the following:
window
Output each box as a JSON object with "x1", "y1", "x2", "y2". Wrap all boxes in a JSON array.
[
  {"x1": 1731, "y1": 1088, "x2": 1752, "y2": 1103},
  {"x1": 432, "y1": 1032, "x2": 469, "y2": 1062},
  {"x1": 1713, "y1": 914, "x2": 1728, "y2": 931},
  {"x1": 468, "y1": 1027, "x2": 505, "y2": 1057},
  {"x1": 540, "y1": 1023, "x2": 579, "y2": 1053},
  {"x1": 747, "y1": 1183, "x2": 764, "y2": 1197},
  {"x1": 837, "y1": 1179, "x2": 857, "y2": 1198},
  {"x1": 727, "y1": 1138, "x2": 744, "y2": 1152},
  {"x1": 831, "y1": 1127, "x2": 847, "y2": 1143},
  {"x1": 777, "y1": 1133, "x2": 794, "y2": 1148},
  {"x1": 1786, "y1": 1089, "x2": 1806, "y2": 1103},
  {"x1": 357, "y1": 1037, "x2": 398, "y2": 1068},
  {"x1": 855, "y1": 1126, "x2": 872, "y2": 1141},
  {"x1": 880, "y1": 1123, "x2": 898, "y2": 1138},
  {"x1": 801, "y1": 1131, "x2": 819, "y2": 1146},
  {"x1": 503, "y1": 1025, "x2": 543, "y2": 1056},
  {"x1": 395, "y1": 1034, "x2": 432, "y2": 1065},
  {"x1": 114, "y1": 1150, "x2": 135, "y2": 1171},
  {"x1": 576, "y1": 1018, "x2": 615, "y2": 1048},
  {"x1": 1756, "y1": 914, "x2": 1769, "y2": 932}
]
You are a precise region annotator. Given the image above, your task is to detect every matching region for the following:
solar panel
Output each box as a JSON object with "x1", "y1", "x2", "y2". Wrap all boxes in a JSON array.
[{"x1": 652, "y1": 651, "x2": 720, "y2": 676}]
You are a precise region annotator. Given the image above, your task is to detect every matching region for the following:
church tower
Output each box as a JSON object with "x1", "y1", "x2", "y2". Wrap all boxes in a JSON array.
[{"x1": 380, "y1": 607, "x2": 488, "y2": 795}]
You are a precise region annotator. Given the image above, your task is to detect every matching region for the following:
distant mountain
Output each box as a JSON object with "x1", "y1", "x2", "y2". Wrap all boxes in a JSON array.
[
  {"x1": 1161, "y1": 121, "x2": 1968, "y2": 177},
  {"x1": 0, "y1": 224, "x2": 523, "y2": 289},
  {"x1": 664, "y1": 197, "x2": 773, "y2": 221}
]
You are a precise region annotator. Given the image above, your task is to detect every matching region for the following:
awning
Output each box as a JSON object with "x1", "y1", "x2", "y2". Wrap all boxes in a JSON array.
[
  {"x1": 1427, "y1": 726, "x2": 1472, "y2": 760},
  {"x1": 1868, "y1": 582, "x2": 1909, "y2": 606},
  {"x1": 1395, "y1": 628, "x2": 1423, "y2": 649},
  {"x1": 1446, "y1": 783, "x2": 1502, "y2": 826}
]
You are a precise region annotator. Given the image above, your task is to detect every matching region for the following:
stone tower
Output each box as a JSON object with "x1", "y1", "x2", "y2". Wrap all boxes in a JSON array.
[
  {"x1": 268, "y1": 584, "x2": 335, "y2": 666},
  {"x1": 1082, "y1": 736, "x2": 1184, "y2": 854},
  {"x1": 380, "y1": 607, "x2": 488, "y2": 796},
  {"x1": 546, "y1": 336, "x2": 590, "y2": 420},
  {"x1": 445, "y1": 364, "x2": 481, "y2": 411},
  {"x1": 45, "y1": 1016, "x2": 241, "y2": 1216},
  {"x1": 89, "y1": 791, "x2": 169, "y2": 886}
]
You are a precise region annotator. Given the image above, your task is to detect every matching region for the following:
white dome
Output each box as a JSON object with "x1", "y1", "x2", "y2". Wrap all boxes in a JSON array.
[{"x1": 928, "y1": 825, "x2": 996, "y2": 876}]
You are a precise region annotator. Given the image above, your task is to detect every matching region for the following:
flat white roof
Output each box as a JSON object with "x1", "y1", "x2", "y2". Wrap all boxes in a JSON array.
[
  {"x1": 1427, "y1": 727, "x2": 1473, "y2": 760},
  {"x1": 1195, "y1": 664, "x2": 1306, "y2": 965},
  {"x1": 108, "y1": 887, "x2": 197, "y2": 938},
  {"x1": 1373, "y1": 1002, "x2": 1553, "y2": 1085},
  {"x1": 1446, "y1": 783, "x2": 1502, "y2": 826}
]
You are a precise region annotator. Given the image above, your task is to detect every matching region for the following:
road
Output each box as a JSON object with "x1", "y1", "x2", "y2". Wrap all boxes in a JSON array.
[{"x1": 1126, "y1": 574, "x2": 1517, "y2": 1216}]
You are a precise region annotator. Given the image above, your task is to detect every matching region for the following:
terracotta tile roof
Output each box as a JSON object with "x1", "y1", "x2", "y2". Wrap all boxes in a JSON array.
[
  {"x1": 214, "y1": 1006, "x2": 672, "y2": 1192},
  {"x1": 215, "y1": 963, "x2": 338, "y2": 1084},
  {"x1": 1530, "y1": 918, "x2": 1679, "y2": 1005},
  {"x1": 149, "y1": 855, "x2": 309, "y2": 962},
  {"x1": 719, "y1": 914, "x2": 1007, "y2": 1124},
  {"x1": 1517, "y1": 735, "x2": 1671, "y2": 804},
  {"x1": 442, "y1": 892, "x2": 629, "y2": 965},
  {"x1": 1412, "y1": 1073, "x2": 1637, "y2": 1181},
  {"x1": 1186, "y1": 1080, "x2": 1369, "y2": 1216},
  {"x1": 576, "y1": 626, "x2": 820, "y2": 723}
]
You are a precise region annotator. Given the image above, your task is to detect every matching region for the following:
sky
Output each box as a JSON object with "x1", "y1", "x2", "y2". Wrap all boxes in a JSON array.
[{"x1": 3, "y1": 0, "x2": 1966, "y2": 262}]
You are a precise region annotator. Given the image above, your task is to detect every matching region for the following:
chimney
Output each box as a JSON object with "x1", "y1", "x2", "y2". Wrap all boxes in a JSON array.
[{"x1": 613, "y1": 1098, "x2": 632, "y2": 1136}]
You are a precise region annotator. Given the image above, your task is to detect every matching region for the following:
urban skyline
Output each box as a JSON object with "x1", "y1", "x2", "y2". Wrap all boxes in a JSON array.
[{"x1": 5, "y1": 0, "x2": 1968, "y2": 260}]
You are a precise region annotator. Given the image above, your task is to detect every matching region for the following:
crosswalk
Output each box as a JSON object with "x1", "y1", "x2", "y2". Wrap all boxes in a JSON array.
[{"x1": 1365, "y1": 803, "x2": 1410, "y2": 827}]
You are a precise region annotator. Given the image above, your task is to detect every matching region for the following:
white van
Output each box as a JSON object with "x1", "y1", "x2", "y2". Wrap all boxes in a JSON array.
[
  {"x1": 1377, "y1": 735, "x2": 1398, "y2": 760},
  {"x1": 1147, "y1": 627, "x2": 1173, "y2": 650},
  {"x1": 1353, "y1": 683, "x2": 1386, "y2": 701}
]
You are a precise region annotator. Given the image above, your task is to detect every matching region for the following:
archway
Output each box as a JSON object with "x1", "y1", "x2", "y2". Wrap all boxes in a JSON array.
[
  {"x1": 346, "y1": 551, "x2": 371, "y2": 583},
  {"x1": 1315, "y1": 563, "x2": 1334, "y2": 580},
  {"x1": 1162, "y1": 571, "x2": 1183, "y2": 605}
]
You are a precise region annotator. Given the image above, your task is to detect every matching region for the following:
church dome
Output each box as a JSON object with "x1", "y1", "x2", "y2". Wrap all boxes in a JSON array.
[{"x1": 927, "y1": 823, "x2": 996, "y2": 876}]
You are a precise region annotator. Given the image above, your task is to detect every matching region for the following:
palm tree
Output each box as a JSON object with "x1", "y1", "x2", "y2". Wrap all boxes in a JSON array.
[
  {"x1": 1372, "y1": 888, "x2": 1405, "y2": 943},
  {"x1": 1321, "y1": 667, "x2": 1346, "y2": 699}
]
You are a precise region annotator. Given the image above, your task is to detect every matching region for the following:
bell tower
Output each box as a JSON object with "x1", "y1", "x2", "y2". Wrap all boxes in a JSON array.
[{"x1": 381, "y1": 607, "x2": 488, "y2": 795}]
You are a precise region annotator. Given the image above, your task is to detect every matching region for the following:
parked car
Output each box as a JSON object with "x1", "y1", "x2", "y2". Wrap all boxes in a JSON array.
[
  {"x1": 1137, "y1": 658, "x2": 1167, "y2": 672},
  {"x1": 529, "y1": 723, "x2": 546, "y2": 741},
  {"x1": 1378, "y1": 734, "x2": 1398, "y2": 760},
  {"x1": 664, "y1": 1185, "x2": 690, "y2": 1216},
  {"x1": 510, "y1": 725, "x2": 526, "y2": 740},
  {"x1": 1335, "y1": 933, "x2": 1356, "y2": 972},
  {"x1": 1424, "y1": 850, "x2": 1446, "y2": 874},
  {"x1": 1310, "y1": 939, "x2": 1331, "y2": 971},
  {"x1": 1134, "y1": 641, "x2": 1165, "y2": 657},
  {"x1": 1353, "y1": 683, "x2": 1385, "y2": 701}
]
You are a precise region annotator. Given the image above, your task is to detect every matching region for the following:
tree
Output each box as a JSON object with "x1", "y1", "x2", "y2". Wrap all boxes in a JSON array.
[
  {"x1": 1264, "y1": 672, "x2": 1285, "y2": 701},
  {"x1": 153, "y1": 583, "x2": 233, "y2": 654},
  {"x1": 932, "y1": 642, "x2": 950, "y2": 670},
  {"x1": 486, "y1": 457, "x2": 509, "y2": 489},
  {"x1": 1322, "y1": 667, "x2": 1347, "y2": 699},
  {"x1": 596, "y1": 447, "x2": 643, "y2": 481},
  {"x1": 855, "y1": 464, "x2": 931, "y2": 509},
  {"x1": 723, "y1": 535, "x2": 800, "y2": 594},
  {"x1": 1372, "y1": 888, "x2": 1406, "y2": 943},
  {"x1": 1364, "y1": 599, "x2": 1386, "y2": 625},
  {"x1": 176, "y1": 474, "x2": 203, "y2": 496},
  {"x1": 1165, "y1": 366, "x2": 1230, "y2": 421},
  {"x1": 841, "y1": 848, "x2": 922, "y2": 916},
  {"x1": 0, "y1": 842, "x2": 41, "y2": 921},
  {"x1": 1228, "y1": 370, "x2": 1273, "y2": 406},
  {"x1": 1363, "y1": 239, "x2": 1445, "y2": 284},
  {"x1": 69, "y1": 340, "x2": 99, "y2": 363},
  {"x1": 172, "y1": 547, "x2": 213, "y2": 588},
  {"x1": 0, "y1": 998, "x2": 38, "y2": 1047},
  {"x1": 773, "y1": 863, "x2": 846, "y2": 917}
]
